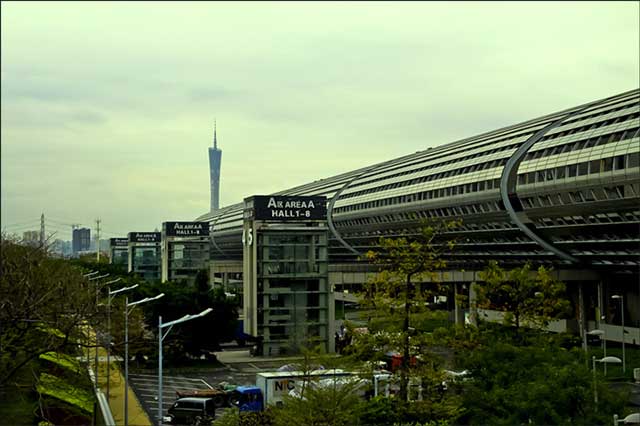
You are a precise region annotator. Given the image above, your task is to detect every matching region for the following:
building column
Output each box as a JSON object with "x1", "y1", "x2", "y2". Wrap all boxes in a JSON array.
[
  {"x1": 469, "y1": 280, "x2": 478, "y2": 327},
  {"x1": 578, "y1": 282, "x2": 588, "y2": 357},
  {"x1": 596, "y1": 280, "x2": 604, "y2": 329},
  {"x1": 454, "y1": 283, "x2": 464, "y2": 326}
]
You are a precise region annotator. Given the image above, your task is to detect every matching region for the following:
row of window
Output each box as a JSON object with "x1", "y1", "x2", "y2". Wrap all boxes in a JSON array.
[
  {"x1": 336, "y1": 200, "x2": 507, "y2": 230},
  {"x1": 518, "y1": 152, "x2": 639, "y2": 185},
  {"x1": 335, "y1": 151, "x2": 640, "y2": 215},
  {"x1": 522, "y1": 184, "x2": 638, "y2": 209},
  {"x1": 558, "y1": 96, "x2": 638, "y2": 127},
  {"x1": 341, "y1": 126, "x2": 638, "y2": 202},
  {"x1": 525, "y1": 127, "x2": 638, "y2": 161},
  {"x1": 539, "y1": 111, "x2": 639, "y2": 145},
  {"x1": 342, "y1": 111, "x2": 638, "y2": 198},
  {"x1": 535, "y1": 211, "x2": 639, "y2": 228}
]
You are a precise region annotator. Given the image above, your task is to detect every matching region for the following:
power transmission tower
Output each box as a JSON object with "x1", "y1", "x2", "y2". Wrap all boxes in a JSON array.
[
  {"x1": 40, "y1": 213, "x2": 45, "y2": 249},
  {"x1": 95, "y1": 218, "x2": 101, "y2": 262}
]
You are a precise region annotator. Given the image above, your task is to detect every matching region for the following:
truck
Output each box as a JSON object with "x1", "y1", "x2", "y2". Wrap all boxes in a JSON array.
[{"x1": 231, "y1": 369, "x2": 360, "y2": 412}]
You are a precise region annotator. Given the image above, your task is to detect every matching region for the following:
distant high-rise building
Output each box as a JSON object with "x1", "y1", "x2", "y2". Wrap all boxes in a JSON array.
[
  {"x1": 72, "y1": 228, "x2": 91, "y2": 255},
  {"x1": 208, "y1": 121, "x2": 222, "y2": 211},
  {"x1": 22, "y1": 230, "x2": 40, "y2": 247}
]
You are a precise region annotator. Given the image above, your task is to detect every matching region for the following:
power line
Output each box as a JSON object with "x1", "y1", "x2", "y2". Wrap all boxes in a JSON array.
[{"x1": 2, "y1": 219, "x2": 41, "y2": 229}]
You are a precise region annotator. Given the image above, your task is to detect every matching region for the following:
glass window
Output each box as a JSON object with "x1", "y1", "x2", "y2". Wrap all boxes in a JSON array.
[
  {"x1": 602, "y1": 157, "x2": 614, "y2": 172},
  {"x1": 568, "y1": 164, "x2": 577, "y2": 177},
  {"x1": 614, "y1": 155, "x2": 625, "y2": 170},
  {"x1": 590, "y1": 160, "x2": 601, "y2": 174},
  {"x1": 577, "y1": 162, "x2": 589, "y2": 176}
]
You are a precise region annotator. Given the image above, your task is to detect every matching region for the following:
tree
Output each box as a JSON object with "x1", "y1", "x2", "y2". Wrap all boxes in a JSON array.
[
  {"x1": 0, "y1": 238, "x2": 100, "y2": 386},
  {"x1": 362, "y1": 219, "x2": 460, "y2": 402},
  {"x1": 0, "y1": 237, "x2": 101, "y2": 424},
  {"x1": 475, "y1": 261, "x2": 571, "y2": 332},
  {"x1": 458, "y1": 340, "x2": 626, "y2": 425},
  {"x1": 137, "y1": 276, "x2": 238, "y2": 361}
]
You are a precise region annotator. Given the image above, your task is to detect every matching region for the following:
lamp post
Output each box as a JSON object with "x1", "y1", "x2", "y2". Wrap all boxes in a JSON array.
[
  {"x1": 588, "y1": 329, "x2": 607, "y2": 375},
  {"x1": 592, "y1": 355, "x2": 622, "y2": 410},
  {"x1": 124, "y1": 293, "x2": 164, "y2": 426},
  {"x1": 88, "y1": 273, "x2": 109, "y2": 391},
  {"x1": 613, "y1": 413, "x2": 640, "y2": 425},
  {"x1": 611, "y1": 295, "x2": 625, "y2": 373},
  {"x1": 106, "y1": 280, "x2": 137, "y2": 401},
  {"x1": 158, "y1": 308, "x2": 213, "y2": 425}
]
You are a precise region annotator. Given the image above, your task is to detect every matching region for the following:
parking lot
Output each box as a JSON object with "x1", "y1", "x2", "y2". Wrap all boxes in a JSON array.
[{"x1": 129, "y1": 348, "x2": 302, "y2": 425}]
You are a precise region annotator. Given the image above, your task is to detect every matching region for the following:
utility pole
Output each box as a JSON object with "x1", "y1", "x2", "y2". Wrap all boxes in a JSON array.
[
  {"x1": 96, "y1": 218, "x2": 101, "y2": 262},
  {"x1": 40, "y1": 213, "x2": 45, "y2": 249}
]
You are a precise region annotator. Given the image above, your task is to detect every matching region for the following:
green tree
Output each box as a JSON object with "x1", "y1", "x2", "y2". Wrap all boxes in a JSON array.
[
  {"x1": 475, "y1": 261, "x2": 571, "y2": 331},
  {"x1": 458, "y1": 341, "x2": 626, "y2": 425},
  {"x1": 362, "y1": 219, "x2": 459, "y2": 402},
  {"x1": 0, "y1": 237, "x2": 99, "y2": 424},
  {"x1": 137, "y1": 276, "x2": 238, "y2": 361}
]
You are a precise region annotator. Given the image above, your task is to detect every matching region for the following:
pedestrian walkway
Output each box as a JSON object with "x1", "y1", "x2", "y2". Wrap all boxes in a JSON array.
[{"x1": 87, "y1": 330, "x2": 152, "y2": 426}]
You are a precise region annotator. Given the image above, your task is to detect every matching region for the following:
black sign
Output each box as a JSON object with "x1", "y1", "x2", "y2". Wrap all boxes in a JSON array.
[
  {"x1": 128, "y1": 232, "x2": 161, "y2": 243},
  {"x1": 164, "y1": 222, "x2": 210, "y2": 237},
  {"x1": 110, "y1": 238, "x2": 128, "y2": 247},
  {"x1": 252, "y1": 195, "x2": 327, "y2": 221}
]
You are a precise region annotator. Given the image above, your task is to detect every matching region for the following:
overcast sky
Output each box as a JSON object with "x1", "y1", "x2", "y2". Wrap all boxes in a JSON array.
[{"x1": 2, "y1": 1, "x2": 638, "y2": 240}]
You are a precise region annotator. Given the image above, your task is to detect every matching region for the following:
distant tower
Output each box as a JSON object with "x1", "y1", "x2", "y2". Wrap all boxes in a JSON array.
[{"x1": 208, "y1": 121, "x2": 222, "y2": 211}]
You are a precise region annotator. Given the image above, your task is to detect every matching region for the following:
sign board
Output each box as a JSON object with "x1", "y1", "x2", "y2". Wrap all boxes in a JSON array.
[
  {"x1": 128, "y1": 232, "x2": 161, "y2": 243},
  {"x1": 251, "y1": 195, "x2": 327, "y2": 221},
  {"x1": 110, "y1": 238, "x2": 128, "y2": 247},
  {"x1": 163, "y1": 221, "x2": 210, "y2": 237}
]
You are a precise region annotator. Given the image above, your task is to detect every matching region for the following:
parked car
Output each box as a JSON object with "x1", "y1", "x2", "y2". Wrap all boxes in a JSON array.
[{"x1": 164, "y1": 397, "x2": 215, "y2": 425}]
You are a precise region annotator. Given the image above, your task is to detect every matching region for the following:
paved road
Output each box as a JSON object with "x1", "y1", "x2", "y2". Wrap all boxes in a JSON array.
[
  {"x1": 129, "y1": 373, "x2": 219, "y2": 425},
  {"x1": 128, "y1": 350, "x2": 296, "y2": 425}
]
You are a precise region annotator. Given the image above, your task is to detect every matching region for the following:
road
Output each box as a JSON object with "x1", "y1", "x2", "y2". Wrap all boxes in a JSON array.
[{"x1": 129, "y1": 348, "x2": 297, "y2": 425}]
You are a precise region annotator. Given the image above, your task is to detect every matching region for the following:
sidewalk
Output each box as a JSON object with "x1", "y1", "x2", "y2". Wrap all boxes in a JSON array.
[
  {"x1": 213, "y1": 349, "x2": 303, "y2": 365},
  {"x1": 88, "y1": 334, "x2": 152, "y2": 426}
]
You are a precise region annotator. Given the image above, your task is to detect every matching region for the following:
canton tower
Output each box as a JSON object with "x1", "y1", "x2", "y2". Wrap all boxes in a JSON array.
[{"x1": 208, "y1": 121, "x2": 222, "y2": 211}]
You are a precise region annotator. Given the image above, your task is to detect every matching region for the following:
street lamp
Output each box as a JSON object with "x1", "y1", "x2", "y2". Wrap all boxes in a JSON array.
[
  {"x1": 613, "y1": 413, "x2": 640, "y2": 425},
  {"x1": 611, "y1": 295, "x2": 626, "y2": 373},
  {"x1": 588, "y1": 329, "x2": 607, "y2": 375},
  {"x1": 158, "y1": 308, "x2": 213, "y2": 425},
  {"x1": 106, "y1": 280, "x2": 137, "y2": 401},
  {"x1": 89, "y1": 273, "x2": 110, "y2": 281},
  {"x1": 124, "y1": 293, "x2": 165, "y2": 426},
  {"x1": 88, "y1": 273, "x2": 109, "y2": 391},
  {"x1": 592, "y1": 355, "x2": 622, "y2": 409}
]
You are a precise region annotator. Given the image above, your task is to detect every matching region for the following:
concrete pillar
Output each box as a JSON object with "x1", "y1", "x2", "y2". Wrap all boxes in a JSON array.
[
  {"x1": 454, "y1": 283, "x2": 464, "y2": 326},
  {"x1": 469, "y1": 280, "x2": 478, "y2": 327},
  {"x1": 222, "y1": 272, "x2": 229, "y2": 290},
  {"x1": 596, "y1": 280, "x2": 604, "y2": 328},
  {"x1": 578, "y1": 282, "x2": 588, "y2": 357}
]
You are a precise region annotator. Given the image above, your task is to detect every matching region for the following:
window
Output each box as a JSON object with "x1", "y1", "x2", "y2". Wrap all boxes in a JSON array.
[{"x1": 578, "y1": 162, "x2": 589, "y2": 176}]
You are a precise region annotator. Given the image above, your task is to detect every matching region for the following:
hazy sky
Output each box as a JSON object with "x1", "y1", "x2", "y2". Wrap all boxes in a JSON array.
[{"x1": 2, "y1": 1, "x2": 638, "y2": 240}]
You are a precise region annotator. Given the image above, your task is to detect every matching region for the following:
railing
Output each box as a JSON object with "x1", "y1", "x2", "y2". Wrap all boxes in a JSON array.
[{"x1": 87, "y1": 365, "x2": 115, "y2": 426}]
